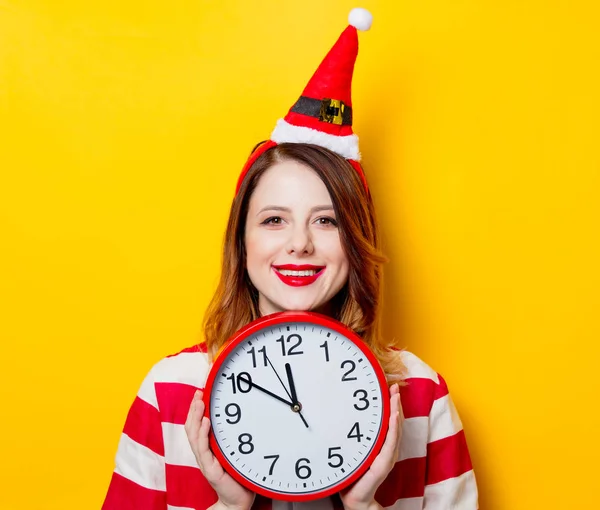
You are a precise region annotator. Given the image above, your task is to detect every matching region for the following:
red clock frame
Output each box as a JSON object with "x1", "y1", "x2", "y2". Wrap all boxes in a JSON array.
[{"x1": 202, "y1": 311, "x2": 391, "y2": 502}]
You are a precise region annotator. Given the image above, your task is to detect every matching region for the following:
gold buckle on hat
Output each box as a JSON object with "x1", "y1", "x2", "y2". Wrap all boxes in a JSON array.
[{"x1": 319, "y1": 98, "x2": 345, "y2": 125}]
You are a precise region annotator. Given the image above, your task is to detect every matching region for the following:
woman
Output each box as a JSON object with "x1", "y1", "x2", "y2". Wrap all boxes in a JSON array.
[{"x1": 102, "y1": 10, "x2": 478, "y2": 510}]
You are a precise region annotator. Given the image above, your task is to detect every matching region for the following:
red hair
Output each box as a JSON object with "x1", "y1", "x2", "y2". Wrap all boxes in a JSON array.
[{"x1": 203, "y1": 143, "x2": 406, "y2": 382}]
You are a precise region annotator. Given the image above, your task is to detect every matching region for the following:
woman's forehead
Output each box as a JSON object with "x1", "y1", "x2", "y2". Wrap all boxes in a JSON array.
[{"x1": 250, "y1": 160, "x2": 333, "y2": 208}]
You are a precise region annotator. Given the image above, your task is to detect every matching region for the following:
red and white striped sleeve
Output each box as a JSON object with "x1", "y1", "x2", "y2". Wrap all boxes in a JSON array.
[
  {"x1": 422, "y1": 374, "x2": 478, "y2": 509},
  {"x1": 102, "y1": 365, "x2": 167, "y2": 510}
]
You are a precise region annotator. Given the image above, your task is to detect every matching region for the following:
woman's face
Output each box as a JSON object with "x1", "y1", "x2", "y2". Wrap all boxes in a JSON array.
[{"x1": 244, "y1": 159, "x2": 349, "y2": 316}]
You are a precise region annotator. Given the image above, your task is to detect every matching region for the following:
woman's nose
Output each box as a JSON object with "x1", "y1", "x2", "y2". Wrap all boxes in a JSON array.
[{"x1": 286, "y1": 225, "x2": 314, "y2": 255}]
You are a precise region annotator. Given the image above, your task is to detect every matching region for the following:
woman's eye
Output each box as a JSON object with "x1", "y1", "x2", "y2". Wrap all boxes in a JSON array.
[
  {"x1": 316, "y1": 217, "x2": 337, "y2": 226},
  {"x1": 262, "y1": 216, "x2": 283, "y2": 225}
]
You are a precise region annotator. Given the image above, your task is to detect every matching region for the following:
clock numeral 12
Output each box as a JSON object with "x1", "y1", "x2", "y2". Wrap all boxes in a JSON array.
[
  {"x1": 276, "y1": 334, "x2": 304, "y2": 356},
  {"x1": 347, "y1": 422, "x2": 364, "y2": 442}
]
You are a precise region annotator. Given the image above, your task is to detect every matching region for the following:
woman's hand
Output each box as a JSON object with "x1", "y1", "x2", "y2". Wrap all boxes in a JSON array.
[
  {"x1": 339, "y1": 383, "x2": 404, "y2": 510},
  {"x1": 185, "y1": 390, "x2": 256, "y2": 510}
]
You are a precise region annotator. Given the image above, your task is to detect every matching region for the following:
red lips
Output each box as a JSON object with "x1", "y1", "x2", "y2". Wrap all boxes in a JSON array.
[
  {"x1": 272, "y1": 264, "x2": 325, "y2": 287},
  {"x1": 273, "y1": 264, "x2": 325, "y2": 270}
]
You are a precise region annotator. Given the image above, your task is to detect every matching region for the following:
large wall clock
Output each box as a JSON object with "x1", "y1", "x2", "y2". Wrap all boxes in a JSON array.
[{"x1": 203, "y1": 311, "x2": 390, "y2": 501}]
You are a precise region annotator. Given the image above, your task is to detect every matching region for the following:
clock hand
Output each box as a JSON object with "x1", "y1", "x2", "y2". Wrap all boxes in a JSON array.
[
  {"x1": 264, "y1": 353, "x2": 310, "y2": 429},
  {"x1": 296, "y1": 408, "x2": 309, "y2": 428},
  {"x1": 236, "y1": 373, "x2": 294, "y2": 407},
  {"x1": 264, "y1": 353, "x2": 294, "y2": 401},
  {"x1": 285, "y1": 363, "x2": 298, "y2": 404},
  {"x1": 284, "y1": 363, "x2": 309, "y2": 428}
]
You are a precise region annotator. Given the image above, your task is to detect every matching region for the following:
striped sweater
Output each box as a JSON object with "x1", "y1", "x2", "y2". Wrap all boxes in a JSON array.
[{"x1": 102, "y1": 345, "x2": 478, "y2": 510}]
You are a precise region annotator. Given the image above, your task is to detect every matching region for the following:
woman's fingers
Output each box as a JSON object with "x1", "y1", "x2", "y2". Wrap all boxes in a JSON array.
[
  {"x1": 370, "y1": 384, "x2": 404, "y2": 475},
  {"x1": 184, "y1": 390, "x2": 225, "y2": 482},
  {"x1": 339, "y1": 384, "x2": 405, "y2": 508},
  {"x1": 391, "y1": 384, "x2": 404, "y2": 449},
  {"x1": 377, "y1": 385, "x2": 402, "y2": 467},
  {"x1": 198, "y1": 416, "x2": 223, "y2": 478},
  {"x1": 183, "y1": 389, "x2": 255, "y2": 510},
  {"x1": 185, "y1": 391, "x2": 210, "y2": 467}
]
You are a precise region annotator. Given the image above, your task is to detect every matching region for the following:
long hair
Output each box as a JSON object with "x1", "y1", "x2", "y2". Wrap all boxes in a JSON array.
[{"x1": 203, "y1": 143, "x2": 406, "y2": 383}]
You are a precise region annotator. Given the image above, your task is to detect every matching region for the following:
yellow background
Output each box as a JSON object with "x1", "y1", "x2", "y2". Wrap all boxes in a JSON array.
[{"x1": 1, "y1": 0, "x2": 598, "y2": 508}]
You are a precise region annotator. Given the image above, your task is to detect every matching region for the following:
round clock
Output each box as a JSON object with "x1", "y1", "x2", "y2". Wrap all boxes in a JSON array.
[{"x1": 202, "y1": 311, "x2": 390, "y2": 502}]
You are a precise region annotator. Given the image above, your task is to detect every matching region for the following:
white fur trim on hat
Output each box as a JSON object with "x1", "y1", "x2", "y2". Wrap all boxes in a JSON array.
[{"x1": 271, "y1": 119, "x2": 361, "y2": 161}]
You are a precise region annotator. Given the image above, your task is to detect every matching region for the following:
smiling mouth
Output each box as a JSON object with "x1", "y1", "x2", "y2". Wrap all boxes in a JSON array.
[{"x1": 274, "y1": 268, "x2": 324, "y2": 277}]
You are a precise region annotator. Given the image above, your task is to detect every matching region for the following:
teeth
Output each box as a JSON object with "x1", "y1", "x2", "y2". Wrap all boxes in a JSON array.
[{"x1": 277, "y1": 269, "x2": 318, "y2": 277}]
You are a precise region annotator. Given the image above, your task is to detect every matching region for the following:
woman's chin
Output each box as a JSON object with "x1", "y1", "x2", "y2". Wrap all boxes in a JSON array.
[{"x1": 282, "y1": 298, "x2": 332, "y2": 314}]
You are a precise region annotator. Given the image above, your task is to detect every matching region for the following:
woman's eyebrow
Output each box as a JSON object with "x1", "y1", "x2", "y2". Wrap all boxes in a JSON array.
[{"x1": 258, "y1": 205, "x2": 334, "y2": 214}]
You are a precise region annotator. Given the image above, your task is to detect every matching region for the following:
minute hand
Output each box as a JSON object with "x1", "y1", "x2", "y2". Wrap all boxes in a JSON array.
[
  {"x1": 237, "y1": 374, "x2": 294, "y2": 407},
  {"x1": 285, "y1": 363, "x2": 298, "y2": 404}
]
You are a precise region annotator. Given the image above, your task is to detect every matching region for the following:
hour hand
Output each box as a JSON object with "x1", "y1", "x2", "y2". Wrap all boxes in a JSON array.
[{"x1": 237, "y1": 374, "x2": 294, "y2": 407}]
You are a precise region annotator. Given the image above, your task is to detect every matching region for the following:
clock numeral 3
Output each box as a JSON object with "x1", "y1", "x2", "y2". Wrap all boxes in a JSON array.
[
  {"x1": 295, "y1": 458, "x2": 312, "y2": 479},
  {"x1": 327, "y1": 446, "x2": 343, "y2": 468},
  {"x1": 225, "y1": 403, "x2": 241, "y2": 424},
  {"x1": 353, "y1": 389, "x2": 370, "y2": 411},
  {"x1": 227, "y1": 372, "x2": 252, "y2": 394},
  {"x1": 264, "y1": 454, "x2": 280, "y2": 475},
  {"x1": 341, "y1": 360, "x2": 357, "y2": 381},
  {"x1": 238, "y1": 433, "x2": 254, "y2": 454},
  {"x1": 276, "y1": 334, "x2": 304, "y2": 356},
  {"x1": 347, "y1": 422, "x2": 364, "y2": 442}
]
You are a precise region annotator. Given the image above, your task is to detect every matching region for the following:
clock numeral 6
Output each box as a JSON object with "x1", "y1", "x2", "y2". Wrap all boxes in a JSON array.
[
  {"x1": 264, "y1": 454, "x2": 280, "y2": 475},
  {"x1": 295, "y1": 458, "x2": 312, "y2": 479},
  {"x1": 238, "y1": 433, "x2": 254, "y2": 454},
  {"x1": 347, "y1": 422, "x2": 364, "y2": 442},
  {"x1": 276, "y1": 334, "x2": 304, "y2": 356},
  {"x1": 327, "y1": 447, "x2": 343, "y2": 468},
  {"x1": 225, "y1": 403, "x2": 241, "y2": 424},
  {"x1": 341, "y1": 360, "x2": 358, "y2": 381},
  {"x1": 227, "y1": 372, "x2": 252, "y2": 394},
  {"x1": 353, "y1": 389, "x2": 370, "y2": 411}
]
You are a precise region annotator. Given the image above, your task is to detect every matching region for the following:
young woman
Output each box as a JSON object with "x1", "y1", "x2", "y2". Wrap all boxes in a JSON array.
[{"x1": 102, "y1": 10, "x2": 478, "y2": 510}]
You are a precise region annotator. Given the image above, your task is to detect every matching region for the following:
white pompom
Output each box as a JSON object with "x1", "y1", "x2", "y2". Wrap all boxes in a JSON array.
[{"x1": 348, "y1": 8, "x2": 373, "y2": 31}]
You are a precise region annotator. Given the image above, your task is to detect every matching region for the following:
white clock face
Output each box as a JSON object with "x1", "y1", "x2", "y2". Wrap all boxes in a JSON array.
[{"x1": 209, "y1": 321, "x2": 386, "y2": 499}]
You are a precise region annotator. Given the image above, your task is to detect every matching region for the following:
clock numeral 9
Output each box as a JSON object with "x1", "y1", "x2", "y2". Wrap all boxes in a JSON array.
[
  {"x1": 276, "y1": 334, "x2": 304, "y2": 356},
  {"x1": 353, "y1": 389, "x2": 370, "y2": 411},
  {"x1": 227, "y1": 372, "x2": 252, "y2": 394},
  {"x1": 238, "y1": 433, "x2": 254, "y2": 454},
  {"x1": 264, "y1": 454, "x2": 280, "y2": 475},
  {"x1": 347, "y1": 422, "x2": 364, "y2": 442},
  {"x1": 248, "y1": 346, "x2": 268, "y2": 368},
  {"x1": 341, "y1": 360, "x2": 357, "y2": 381},
  {"x1": 225, "y1": 403, "x2": 241, "y2": 424},
  {"x1": 295, "y1": 458, "x2": 312, "y2": 479},
  {"x1": 327, "y1": 447, "x2": 343, "y2": 468}
]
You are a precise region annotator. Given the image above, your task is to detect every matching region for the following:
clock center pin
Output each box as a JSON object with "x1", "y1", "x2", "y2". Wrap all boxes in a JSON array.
[{"x1": 291, "y1": 402, "x2": 302, "y2": 413}]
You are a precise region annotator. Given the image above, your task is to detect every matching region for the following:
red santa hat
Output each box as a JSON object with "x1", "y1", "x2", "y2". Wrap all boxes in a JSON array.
[{"x1": 235, "y1": 8, "x2": 373, "y2": 195}]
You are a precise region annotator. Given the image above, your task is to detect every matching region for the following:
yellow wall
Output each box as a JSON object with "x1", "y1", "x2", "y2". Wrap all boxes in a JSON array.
[{"x1": 1, "y1": 1, "x2": 598, "y2": 508}]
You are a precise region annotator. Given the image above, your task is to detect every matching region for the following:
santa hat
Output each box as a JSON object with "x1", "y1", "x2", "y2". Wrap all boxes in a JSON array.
[{"x1": 235, "y1": 8, "x2": 373, "y2": 195}]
